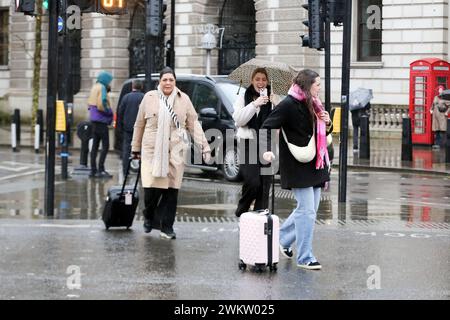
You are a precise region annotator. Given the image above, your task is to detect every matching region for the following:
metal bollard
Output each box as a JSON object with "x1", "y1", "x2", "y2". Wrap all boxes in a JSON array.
[
  {"x1": 60, "y1": 133, "x2": 68, "y2": 180},
  {"x1": 77, "y1": 121, "x2": 92, "y2": 167},
  {"x1": 37, "y1": 109, "x2": 44, "y2": 144},
  {"x1": 446, "y1": 118, "x2": 450, "y2": 163},
  {"x1": 14, "y1": 109, "x2": 20, "y2": 143},
  {"x1": 34, "y1": 122, "x2": 40, "y2": 153},
  {"x1": 401, "y1": 116, "x2": 413, "y2": 161},
  {"x1": 66, "y1": 103, "x2": 74, "y2": 146},
  {"x1": 359, "y1": 115, "x2": 370, "y2": 159},
  {"x1": 11, "y1": 109, "x2": 20, "y2": 152}
]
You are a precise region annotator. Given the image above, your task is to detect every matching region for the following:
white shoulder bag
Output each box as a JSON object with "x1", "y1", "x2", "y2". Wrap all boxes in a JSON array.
[
  {"x1": 281, "y1": 128, "x2": 316, "y2": 163},
  {"x1": 281, "y1": 128, "x2": 332, "y2": 163}
]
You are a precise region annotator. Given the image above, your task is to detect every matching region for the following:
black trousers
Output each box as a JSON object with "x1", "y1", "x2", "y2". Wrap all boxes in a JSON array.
[
  {"x1": 122, "y1": 131, "x2": 133, "y2": 175},
  {"x1": 235, "y1": 138, "x2": 271, "y2": 217},
  {"x1": 143, "y1": 187, "x2": 179, "y2": 233},
  {"x1": 90, "y1": 122, "x2": 109, "y2": 173},
  {"x1": 235, "y1": 163, "x2": 271, "y2": 217}
]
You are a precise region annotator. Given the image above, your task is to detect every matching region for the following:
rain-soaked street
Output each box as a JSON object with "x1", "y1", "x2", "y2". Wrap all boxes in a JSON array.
[{"x1": 0, "y1": 146, "x2": 449, "y2": 300}]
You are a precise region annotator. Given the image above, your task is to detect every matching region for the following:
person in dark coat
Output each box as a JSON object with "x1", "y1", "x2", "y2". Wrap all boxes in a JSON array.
[
  {"x1": 232, "y1": 67, "x2": 282, "y2": 217},
  {"x1": 351, "y1": 102, "x2": 370, "y2": 151},
  {"x1": 262, "y1": 69, "x2": 332, "y2": 270},
  {"x1": 117, "y1": 79, "x2": 144, "y2": 174}
]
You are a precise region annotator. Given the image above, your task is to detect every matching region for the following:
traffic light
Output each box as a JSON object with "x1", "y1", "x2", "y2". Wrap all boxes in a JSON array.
[
  {"x1": 326, "y1": 0, "x2": 345, "y2": 25},
  {"x1": 97, "y1": 0, "x2": 128, "y2": 15},
  {"x1": 147, "y1": 0, "x2": 165, "y2": 37},
  {"x1": 161, "y1": 0, "x2": 167, "y2": 34},
  {"x1": 42, "y1": 0, "x2": 48, "y2": 11},
  {"x1": 68, "y1": 0, "x2": 96, "y2": 13},
  {"x1": 301, "y1": 0, "x2": 325, "y2": 50},
  {"x1": 15, "y1": 0, "x2": 36, "y2": 16}
]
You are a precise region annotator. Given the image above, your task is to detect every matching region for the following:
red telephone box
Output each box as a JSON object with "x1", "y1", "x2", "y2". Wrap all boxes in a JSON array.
[{"x1": 409, "y1": 58, "x2": 450, "y2": 145}]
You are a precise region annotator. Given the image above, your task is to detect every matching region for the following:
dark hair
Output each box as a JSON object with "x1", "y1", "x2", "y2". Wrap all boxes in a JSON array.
[
  {"x1": 293, "y1": 69, "x2": 320, "y2": 118},
  {"x1": 251, "y1": 67, "x2": 269, "y2": 82},
  {"x1": 160, "y1": 66, "x2": 176, "y2": 80},
  {"x1": 132, "y1": 79, "x2": 143, "y2": 91}
]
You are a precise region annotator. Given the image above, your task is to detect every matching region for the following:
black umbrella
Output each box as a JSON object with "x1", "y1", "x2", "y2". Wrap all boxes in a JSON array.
[
  {"x1": 439, "y1": 89, "x2": 450, "y2": 101},
  {"x1": 349, "y1": 88, "x2": 373, "y2": 111}
]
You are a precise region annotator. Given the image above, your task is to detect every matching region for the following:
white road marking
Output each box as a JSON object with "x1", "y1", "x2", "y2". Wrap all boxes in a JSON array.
[{"x1": 0, "y1": 169, "x2": 45, "y2": 182}]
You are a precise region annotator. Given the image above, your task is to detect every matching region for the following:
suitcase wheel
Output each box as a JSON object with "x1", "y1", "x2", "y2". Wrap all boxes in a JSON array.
[
  {"x1": 269, "y1": 264, "x2": 278, "y2": 272},
  {"x1": 238, "y1": 260, "x2": 247, "y2": 271}
]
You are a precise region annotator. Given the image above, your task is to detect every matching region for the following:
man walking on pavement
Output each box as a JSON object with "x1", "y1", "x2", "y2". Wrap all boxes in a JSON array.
[{"x1": 117, "y1": 79, "x2": 145, "y2": 175}]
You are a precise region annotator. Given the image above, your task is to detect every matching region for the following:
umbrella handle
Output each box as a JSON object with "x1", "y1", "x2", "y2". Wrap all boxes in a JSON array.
[{"x1": 237, "y1": 79, "x2": 242, "y2": 95}]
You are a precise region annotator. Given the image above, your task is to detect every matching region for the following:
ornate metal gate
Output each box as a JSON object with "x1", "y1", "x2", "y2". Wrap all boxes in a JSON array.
[
  {"x1": 218, "y1": 0, "x2": 256, "y2": 75},
  {"x1": 129, "y1": 1, "x2": 165, "y2": 77},
  {"x1": 129, "y1": 1, "x2": 146, "y2": 77}
]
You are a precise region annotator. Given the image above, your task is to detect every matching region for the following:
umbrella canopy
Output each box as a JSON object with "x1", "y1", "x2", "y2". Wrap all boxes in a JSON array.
[
  {"x1": 439, "y1": 89, "x2": 450, "y2": 101},
  {"x1": 349, "y1": 88, "x2": 373, "y2": 111},
  {"x1": 228, "y1": 58, "x2": 297, "y2": 95}
]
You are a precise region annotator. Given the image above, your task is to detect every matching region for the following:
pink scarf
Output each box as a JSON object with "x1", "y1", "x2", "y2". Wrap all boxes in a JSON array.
[{"x1": 288, "y1": 84, "x2": 330, "y2": 169}]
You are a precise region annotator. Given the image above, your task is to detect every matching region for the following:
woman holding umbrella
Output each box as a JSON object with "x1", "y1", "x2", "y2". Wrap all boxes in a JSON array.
[{"x1": 232, "y1": 67, "x2": 282, "y2": 217}]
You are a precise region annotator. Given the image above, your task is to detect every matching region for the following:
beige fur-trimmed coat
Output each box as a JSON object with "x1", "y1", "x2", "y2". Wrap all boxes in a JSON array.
[{"x1": 131, "y1": 88, "x2": 211, "y2": 189}]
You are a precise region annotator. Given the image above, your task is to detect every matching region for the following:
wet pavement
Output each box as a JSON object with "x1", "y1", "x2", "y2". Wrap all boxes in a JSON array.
[
  {"x1": 0, "y1": 147, "x2": 449, "y2": 223},
  {"x1": 0, "y1": 218, "x2": 449, "y2": 300},
  {"x1": 0, "y1": 131, "x2": 449, "y2": 300}
]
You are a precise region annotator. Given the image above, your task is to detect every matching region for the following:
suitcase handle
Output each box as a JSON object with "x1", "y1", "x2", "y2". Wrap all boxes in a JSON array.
[{"x1": 120, "y1": 157, "x2": 140, "y2": 198}]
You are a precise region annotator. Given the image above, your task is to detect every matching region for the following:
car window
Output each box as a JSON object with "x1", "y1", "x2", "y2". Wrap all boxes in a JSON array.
[
  {"x1": 176, "y1": 80, "x2": 194, "y2": 97},
  {"x1": 117, "y1": 81, "x2": 132, "y2": 108},
  {"x1": 192, "y1": 83, "x2": 219, "y2": 113},
  {"x1": 216, "y1": 82, "x2": 244, "y2": 114}
]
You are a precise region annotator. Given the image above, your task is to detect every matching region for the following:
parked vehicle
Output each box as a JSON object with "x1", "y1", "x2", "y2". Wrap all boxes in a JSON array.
[{"x1": 114, "y1": 74, "x2": 245, "y2": 181}]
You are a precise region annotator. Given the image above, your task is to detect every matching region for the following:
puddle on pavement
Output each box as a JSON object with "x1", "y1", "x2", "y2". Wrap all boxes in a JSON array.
[{"x1": 0, "y1": 172, "x2": 449, "y2": 225}]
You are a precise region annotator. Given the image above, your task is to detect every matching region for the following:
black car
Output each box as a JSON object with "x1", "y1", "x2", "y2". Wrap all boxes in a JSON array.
[{"x1": 114, "y1": 74, "x2": 245, "y2": 181}]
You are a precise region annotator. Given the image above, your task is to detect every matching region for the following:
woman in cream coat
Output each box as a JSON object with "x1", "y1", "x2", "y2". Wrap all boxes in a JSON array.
[{"x1": 131, "y1": 67, "x2": 211, "y2": 239}]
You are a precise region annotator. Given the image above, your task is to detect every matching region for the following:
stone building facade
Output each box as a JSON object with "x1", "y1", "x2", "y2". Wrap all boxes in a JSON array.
[{"x1": 0, "y1": 0, "x2": 448, "y2": 121}]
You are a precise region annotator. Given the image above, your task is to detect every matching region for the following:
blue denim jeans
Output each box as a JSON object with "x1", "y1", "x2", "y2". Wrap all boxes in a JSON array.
[{"x1": 279, "y1": 187, "x2": 321, "y2": 264}]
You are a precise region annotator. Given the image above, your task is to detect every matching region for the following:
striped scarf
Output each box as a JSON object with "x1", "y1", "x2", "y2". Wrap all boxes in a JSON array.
[{"x1": 152, "y1": 86, "x2": 179, "y2": 178}]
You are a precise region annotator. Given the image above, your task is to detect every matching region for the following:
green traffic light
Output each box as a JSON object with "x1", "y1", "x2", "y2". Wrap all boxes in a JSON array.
[{"x1": 43, "y1": 0, "x2": 49, "y2": 10}]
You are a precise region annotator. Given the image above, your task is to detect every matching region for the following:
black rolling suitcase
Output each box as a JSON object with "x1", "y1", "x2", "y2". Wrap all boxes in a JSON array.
[{"x1": 102, "y1": 159, "x2": 140, "y2": 230}]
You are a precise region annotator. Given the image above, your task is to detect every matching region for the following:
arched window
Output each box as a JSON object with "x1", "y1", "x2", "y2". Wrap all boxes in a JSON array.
[{"x1": 219, "y1": 0, "x2": 256, "y2": 75}]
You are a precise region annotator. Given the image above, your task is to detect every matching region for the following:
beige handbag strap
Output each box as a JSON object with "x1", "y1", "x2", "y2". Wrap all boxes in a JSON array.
[{"x1": 281, "y1": 128, "x2": 314, "y2": 145}]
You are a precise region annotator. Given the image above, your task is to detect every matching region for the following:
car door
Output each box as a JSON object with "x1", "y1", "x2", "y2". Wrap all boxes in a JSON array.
[{"x1": 189, "y1": 81, "x2": 222, "y2": 167}]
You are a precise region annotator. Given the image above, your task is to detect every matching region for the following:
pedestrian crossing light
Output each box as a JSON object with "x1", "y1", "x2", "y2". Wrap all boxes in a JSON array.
[
  {"x1": 301, "y1": 0, "x2": 325, "y2": 50},
  {"x1": 147, "y1": 0, "x2": 165, "y2": 37},
  {"x1": 98, "y1": 0, "x2": 128, "y2": 15}
]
